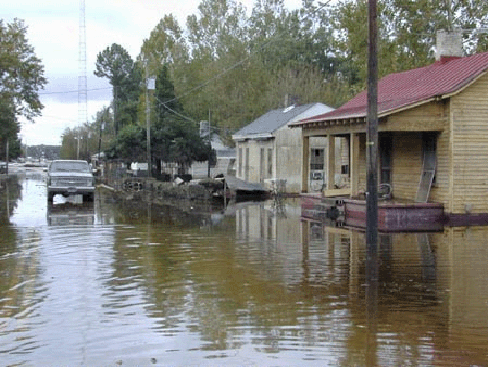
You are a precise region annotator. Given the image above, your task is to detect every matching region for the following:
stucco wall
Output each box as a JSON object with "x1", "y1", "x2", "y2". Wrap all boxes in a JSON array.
[
  {"x1": 235, "y1": 104, "x2": 334, "y2": 193},
  {"x1": 236, "y1": 139, "x2": 274, "y2": 184}
]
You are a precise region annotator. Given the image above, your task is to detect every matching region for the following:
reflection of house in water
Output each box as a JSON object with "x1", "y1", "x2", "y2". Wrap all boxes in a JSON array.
[
  {"x1": 433, "y1": 226, "x2": 488, "y2": 360},
  {"x1": 235, "y1": 204, "x2": 488, "y2": 364},
  {"x1": 236, "y1": 200, "x2": 302, "y2": 243}
]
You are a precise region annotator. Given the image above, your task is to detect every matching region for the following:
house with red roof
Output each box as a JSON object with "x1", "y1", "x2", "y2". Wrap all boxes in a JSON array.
[{"x1": 293, "y1": 30, "x2": 488, "y2": 227}]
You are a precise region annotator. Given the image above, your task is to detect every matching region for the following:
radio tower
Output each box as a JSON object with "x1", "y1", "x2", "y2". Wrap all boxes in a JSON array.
[{"x1": 78, "y1": 0, "x2": 88, "y2": 130}]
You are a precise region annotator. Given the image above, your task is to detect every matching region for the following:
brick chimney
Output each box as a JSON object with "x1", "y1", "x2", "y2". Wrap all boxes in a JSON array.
[{"x1": 435, "y1": 28, "x2": 463, "y2": 61}]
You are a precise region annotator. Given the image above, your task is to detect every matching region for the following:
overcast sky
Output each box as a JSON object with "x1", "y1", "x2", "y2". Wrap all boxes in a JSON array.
[{"x1": 4, "y1": 0, "x2": 304, "y2": 146}]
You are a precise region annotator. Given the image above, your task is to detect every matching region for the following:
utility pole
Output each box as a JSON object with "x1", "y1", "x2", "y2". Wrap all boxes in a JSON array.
[
  {"x1": 365, "y1": 0, "x2": 379, "y2": 347},
  {"x1": 76, "y1": 136, "x2": 83, "y2": 160},
  {"x1": 447, "y1": 0, "x2": 453, "y2": 31},
  {"x1": 113, "y1": 87, "x2": 118, "y2": 136},
  {"x1": 145, "y1": 62, "x2": 155, "y2": 178},
  {"x1": 366, "y1": 0, "x2": 379, "y2": 272},
  {"x1": 78, "y1": 0, "x2": 88, "y2": 134},
  {"x1": 98, "y1": 118, "x2": 103, "y2": 164},
  {"x1": 6, "y1": 140, "x2": 9, "y2": 175},
  {"x1": 208, "y1": 111, "x2": 211, "y2": 178}
]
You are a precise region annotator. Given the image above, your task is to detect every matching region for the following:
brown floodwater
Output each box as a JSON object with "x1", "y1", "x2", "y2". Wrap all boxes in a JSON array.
[{"x1": 1, "y1": 171, "x2": 487, "y2": 366}]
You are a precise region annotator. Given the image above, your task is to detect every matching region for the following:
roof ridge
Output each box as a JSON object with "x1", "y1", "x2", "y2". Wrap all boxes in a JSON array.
[{"x1": 297, "y1": 50, "x2": 488, "y2": 125}]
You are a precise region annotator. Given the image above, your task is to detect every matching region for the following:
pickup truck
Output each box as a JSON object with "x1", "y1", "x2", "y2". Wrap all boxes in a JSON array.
[{"x1": 47, "y1": 160, "x2": 95, "y2": 202}]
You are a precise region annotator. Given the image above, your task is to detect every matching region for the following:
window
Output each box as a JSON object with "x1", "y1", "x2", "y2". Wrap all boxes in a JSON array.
[
  {"x1": 245, "y1": 148, "x2": 250, "y2": 180},
  {"x1": 310, "y1": 149, "x2": 324, "y2": 171},
  {"x1": 238, "y1": 148, "x2": 242, "y2": 177},
  {"x1": 267, "y1": 148, "x2": 273, "y2": 177}
]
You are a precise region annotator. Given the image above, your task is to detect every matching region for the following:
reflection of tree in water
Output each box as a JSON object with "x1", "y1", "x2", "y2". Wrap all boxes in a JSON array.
[
  {"x1": 0, "y1": 176, "x2": 40, "y2": 324},
  {"x1": 103, "y1": 192, "x2": 226, "y2": 229},
  {"x1": 104, "y1": 195, "x2": 237, "y2": 345},
  {"x1": 0, "y1": 175, "x2": 22, "y2": 225}
]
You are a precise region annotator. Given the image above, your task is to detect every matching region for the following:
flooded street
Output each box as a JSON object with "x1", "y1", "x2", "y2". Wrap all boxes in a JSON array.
[{"x1": 1, "y1": 170, "x2": 488, "y2": 366}]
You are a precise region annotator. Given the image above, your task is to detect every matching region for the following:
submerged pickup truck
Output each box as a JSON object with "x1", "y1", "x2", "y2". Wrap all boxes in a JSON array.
[{"x1": 47, "y1": 160, "x2": 95, "y2": 202}]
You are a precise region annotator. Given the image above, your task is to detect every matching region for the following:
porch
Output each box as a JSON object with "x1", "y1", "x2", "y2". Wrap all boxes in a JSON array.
[{"x1": 299, "y1": 129, "x2": 445, "y2": 232}]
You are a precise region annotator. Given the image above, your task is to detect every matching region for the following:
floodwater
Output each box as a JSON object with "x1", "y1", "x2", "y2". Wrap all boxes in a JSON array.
[{"x1": 1, "y1": 170, "x2": 488, "y2": 366}]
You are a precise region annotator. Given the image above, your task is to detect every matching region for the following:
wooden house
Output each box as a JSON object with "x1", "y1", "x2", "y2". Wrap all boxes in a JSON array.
[{"x1": 293, "y1": 30, "x2": 488, "y2": 228}]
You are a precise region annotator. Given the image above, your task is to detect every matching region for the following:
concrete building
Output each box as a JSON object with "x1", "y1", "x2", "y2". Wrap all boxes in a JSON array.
[{"x1": 233, "y1": 103, "x2": 334, "y2": 194}]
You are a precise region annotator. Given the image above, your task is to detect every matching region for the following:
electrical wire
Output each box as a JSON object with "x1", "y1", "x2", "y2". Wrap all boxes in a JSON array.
[
  {"x1": 162, "y1": 0, "x2": 332, "y2": 105},
  {"x1": 38, "y1": 87, "x2": 112, "y2": 95}
]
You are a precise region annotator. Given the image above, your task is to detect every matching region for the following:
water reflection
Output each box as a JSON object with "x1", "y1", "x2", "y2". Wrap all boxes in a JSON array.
[
  {"x1": 0, "y1": 175, "x2": 22, "y2": 225},
  {"x1": 47, "y1": 202, "x2": 95, "y2": 226},
  {"x1": 1, "y1": 176, "x2": 488, "y2": 366}
]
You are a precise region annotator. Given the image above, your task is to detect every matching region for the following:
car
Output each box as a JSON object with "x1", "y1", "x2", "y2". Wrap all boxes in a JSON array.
[
  {"x1": 0, "y1": 161, "x2": 7, "y2": 174},
  {"x1": 47, "y1": 160, "x2": 95, "y2": 202}
]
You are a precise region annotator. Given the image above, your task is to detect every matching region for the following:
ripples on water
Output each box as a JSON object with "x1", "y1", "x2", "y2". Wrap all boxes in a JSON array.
[{"x1": 0, "y1": 174, "x2": 487, "y2": 366}]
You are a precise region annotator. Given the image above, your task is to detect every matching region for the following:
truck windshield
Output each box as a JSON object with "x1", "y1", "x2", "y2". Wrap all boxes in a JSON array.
[{"x1": 50, "y1": 161, "x2": 90, "y2": 173}]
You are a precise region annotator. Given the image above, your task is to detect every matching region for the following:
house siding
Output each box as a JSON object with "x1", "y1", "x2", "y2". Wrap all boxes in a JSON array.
[
  {"x1": 390, "y1": 133, "x2": 423, "y2": 200},
  {"x1": 449, "y1": 72, "x2": 488, "y2": 213},
  {"x1": 275, "y1": 122, "x2": 304, "y2": 193},
  {"x1": 383, "y1": 102, "x2": 448, "y2": 202}
]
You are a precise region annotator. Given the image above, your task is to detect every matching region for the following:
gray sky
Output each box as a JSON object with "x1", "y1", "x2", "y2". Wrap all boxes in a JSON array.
[{"x1": 4, "y1": 0, "x2": 304, "y2": 146}]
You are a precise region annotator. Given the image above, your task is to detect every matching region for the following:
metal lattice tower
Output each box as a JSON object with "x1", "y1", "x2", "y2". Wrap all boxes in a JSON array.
[{"x1": 78, "y1": 0, "x2": 88, "y2": 128}]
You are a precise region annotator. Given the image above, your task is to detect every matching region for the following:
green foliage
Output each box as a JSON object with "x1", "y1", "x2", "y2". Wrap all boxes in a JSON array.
[
  {"x1": 333, "y1": 0, "x2": 488, "y2": 87},
  {"x1": 112, "y1": 124, "x2": 147, "y2": 162},
  {"x1": 153, "y1": 64, "x2": 183, "y2": 122},
  {"x1": 94, "y1": 43, "x2": 142, "y2": 133},
  {"x1": 0, "y1": 19, "x2": 47, "y2": 153},
  {"x1": 86, "y1": 0, "x2": 488, "y2": 170},
  {"x1": 106, "y1": 64, "x2": 210, "y2": 168}
]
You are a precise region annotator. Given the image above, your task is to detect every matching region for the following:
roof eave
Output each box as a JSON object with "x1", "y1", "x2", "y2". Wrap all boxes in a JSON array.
[{"x1": 232, "y1": 133, "x2": 274, "y2": 142}]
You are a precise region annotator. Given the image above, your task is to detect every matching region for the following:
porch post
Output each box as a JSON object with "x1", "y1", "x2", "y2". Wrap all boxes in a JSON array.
[
  {"x1": 301, "y1": 135, "x2": 310, "y2": 192},
  {"x1": 350, "y1": 133, "x2": 361, "y2": 196},
  {"x1": 327, "y1": 135, "x2": 336, "y2": 190}
]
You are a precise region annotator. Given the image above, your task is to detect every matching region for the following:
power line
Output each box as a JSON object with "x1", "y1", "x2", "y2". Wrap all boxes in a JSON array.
[
  {"x1": 39, "y1": 2, "x2": 333, "y2": 129},
  {"x1": 155, "y1": 97, "x2": 196, "y2": 123},
  {"x1": 39, "y1": 87, "x2": 111, "y2": 95},
  {"x1": 163, "y1": 1, "x2": 332, "y2": 105}
]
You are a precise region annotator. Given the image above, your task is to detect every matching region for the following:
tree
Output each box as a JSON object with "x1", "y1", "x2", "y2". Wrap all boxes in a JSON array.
[
  {"x1": 94, "y1": 43, "x2": 141, "y2": 133},
  {"x1": 153, "y1": 64, "x2": 184, "y2": 123},
  {"x1": 332, "y1": 0, "x2": 488, "y2": 88},
  {"x1": 0, "y1": 19, "x2": 47, "y2": 157},
  {"x1": 151, "y1": 65, "x2": 211, "y2": 173},
  {"x1": 111, "y1": 124, "x2": 147, "y2": 162}
]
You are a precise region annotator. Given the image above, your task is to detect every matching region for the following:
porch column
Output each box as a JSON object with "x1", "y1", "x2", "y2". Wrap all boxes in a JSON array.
[
  {"x1": 327, "y1": 135, "x2": 336, "y2": 190},
  {"x1": 301, "y1": 135, "x2": 310, "y2": 192},
  {"x1": 350, "y1": 133, "x2": 361, "y2": 196}
]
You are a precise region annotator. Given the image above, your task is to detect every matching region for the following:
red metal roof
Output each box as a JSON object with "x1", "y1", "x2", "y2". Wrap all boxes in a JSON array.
[{"x1": 297, "y1": 51, "x2": 488, "y2": 125}]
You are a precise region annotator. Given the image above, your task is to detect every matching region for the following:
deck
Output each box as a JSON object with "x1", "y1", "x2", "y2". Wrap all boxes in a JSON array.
[
  {"x1": 344, "y1": 199, "x2": 445, "y2": 232},
  {"x1": 301, "y1": 194, "x2": 446, "y2": 232}
]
